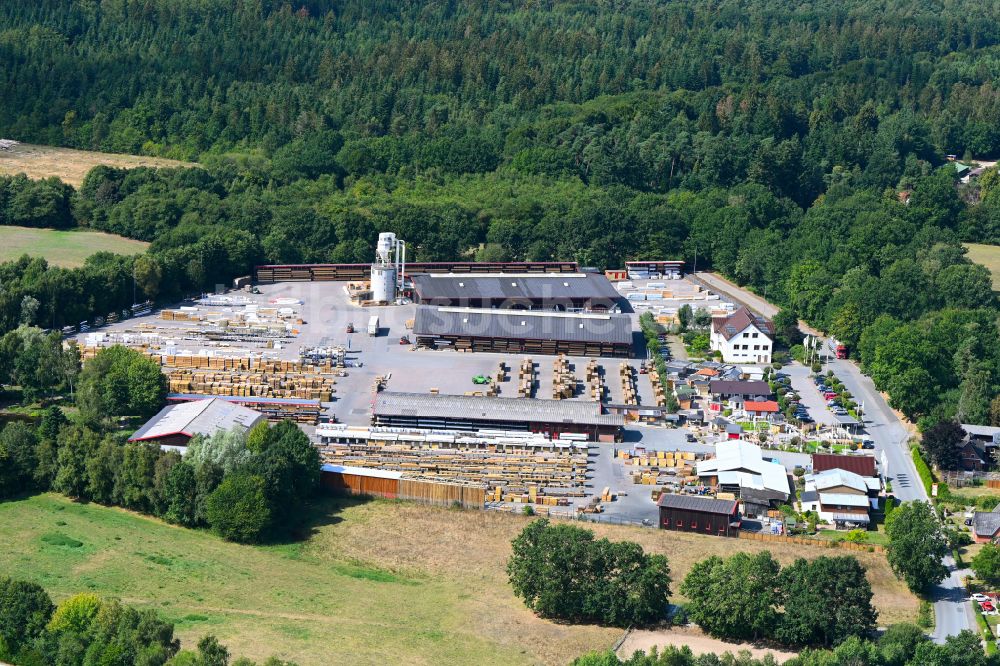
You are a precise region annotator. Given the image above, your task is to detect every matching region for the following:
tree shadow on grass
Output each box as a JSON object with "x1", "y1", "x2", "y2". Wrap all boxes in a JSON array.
[{"x1": 276, "y1": 492, "x2": 374, "y2": 544}]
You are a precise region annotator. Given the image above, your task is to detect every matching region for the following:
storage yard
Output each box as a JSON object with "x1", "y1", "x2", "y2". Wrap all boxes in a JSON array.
[{"x1": 73, "y1": 247, "x2": 757, "y2": 520}]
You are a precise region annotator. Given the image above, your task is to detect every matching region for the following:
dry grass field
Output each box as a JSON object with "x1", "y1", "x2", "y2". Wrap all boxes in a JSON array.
[
  {"x1": 964, "y1": 242, "x2": 1000, "y2": 291},
  {"x1": 0, "y1": 226, "x2": 149, "y2": 267},
  {"x1": 0, "y1": 143, "x2": 193, "y2": 186},
  {"x1": 0, "y1": 494, "x2": 918, "y2": 665}
]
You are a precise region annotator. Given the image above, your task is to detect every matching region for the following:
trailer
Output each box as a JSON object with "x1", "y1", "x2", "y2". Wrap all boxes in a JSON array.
[{"x1": 368, "y1": 315, "x2": 379, "y2": 336}]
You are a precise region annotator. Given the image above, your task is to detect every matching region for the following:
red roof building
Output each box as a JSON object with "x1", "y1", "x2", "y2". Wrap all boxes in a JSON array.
[{"x1": 811, "y1": 454, "x2": 877, "y2": 478}]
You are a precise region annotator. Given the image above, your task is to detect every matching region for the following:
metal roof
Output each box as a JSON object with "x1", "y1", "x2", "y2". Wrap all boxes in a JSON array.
[
  {"x1": 807, "y1": 469, "x2": 869, "y2": 494},
  {"x1": 130, "y1": 398, "x2": 265, "y2": 442},
  {"x1": 411, "y1": 272, "x2": 621, "y2": 303},
  {"x1": 657, "y1": 493, "x2": 737, "y2": 515},
  {"x1": 818, "y1": 493, "x2": 870, "y2": 508},
  {"x1": 373, "y1": 391, "x2": 625, "y2": 427},
  {"x1": 167, "y1": 393, "x2": 321, "y2": 406},
  {"x1": 321, "y1": 464, "x2": 404, "y2": 480},
  {"x1": 830, "y1": 512, "x2": 871, "y2": 524},
  {"x1": 811, "y1": 454, "x2": 877, "y2": 477},
  {"x1": 413, "y1": 306, "x2": 633, "y2": 345}
]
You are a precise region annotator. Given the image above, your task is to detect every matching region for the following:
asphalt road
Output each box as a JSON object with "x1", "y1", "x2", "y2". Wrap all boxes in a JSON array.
[{"x1": 821, "y1": 343, "x2": 976, "y2": 641}]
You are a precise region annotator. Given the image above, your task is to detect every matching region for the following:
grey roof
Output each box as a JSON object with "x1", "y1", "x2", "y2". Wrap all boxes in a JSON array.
[
  {"x1": 130, "y1": 398, "x2": 264, "y2": 442},
  {"x1": 973, "y1": 507, "x2": 1000, "y2": 538},
  {"x1": 413, "y1": 306, "x2": 633, "y2": 345},
  {"x1": 962, "y1": 424, "x2": 1000, "y2": 439},
  {"x1": 657, "y1": 493, "x2": 737, "y2": 515},
  {"x1": 709, "y1": 380, "x2": 773, "y2": 396},
  {"x1": 411, "y1": 272, "x2": 621, "y2": 303},
  {"x1": 373, "y1": 391, "x2": 625, "y2": 427}
]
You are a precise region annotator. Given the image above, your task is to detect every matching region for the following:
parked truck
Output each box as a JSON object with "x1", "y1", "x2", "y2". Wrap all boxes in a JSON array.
[
  {"x1": 368, "y1": 315, "x2": 379, "y2": 336},
  {"x1": 835, "y1": 344, "x2": 848, "y2": 359}
]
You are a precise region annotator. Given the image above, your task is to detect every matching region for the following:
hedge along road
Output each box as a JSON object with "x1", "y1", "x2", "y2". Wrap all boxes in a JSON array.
[{"x1": 692, "y1": 271, "x2": 975, "y2": 641}]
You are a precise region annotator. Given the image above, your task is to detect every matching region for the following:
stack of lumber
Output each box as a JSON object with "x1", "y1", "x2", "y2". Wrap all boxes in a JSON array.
[
  {"x1": 585, "y1": 359, "x2": 605, "y2": 402},
  {"x1": 551, "y1": 355, "x2": 576, "y2": 399},
  {"x1": 649, "y1": 365, "x2": 666, "y2": 406},
  {"x1": 164, "y1": 368, "x2": 335, "y2": 401},
  {"x1": 496, "y1": 361, "x2": 507, "y2": 383},
  {"x1": 619, "y1": 363, "x2": 637, "y2": 405},
  {"x1": 318, "y1": 438, "x2": 588, "y2": 496},
  {"x1": 518, "y1": 358, "x2": 535, "y2": 398}
]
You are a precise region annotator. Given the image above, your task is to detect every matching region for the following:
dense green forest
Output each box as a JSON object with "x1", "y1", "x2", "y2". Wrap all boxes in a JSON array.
[{"x1": 0, "y1": 0, "x2": 999, "y2": 427}]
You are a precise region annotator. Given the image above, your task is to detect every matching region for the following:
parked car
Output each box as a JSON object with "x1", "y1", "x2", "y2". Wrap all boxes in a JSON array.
[
  {"x1": 686, "y1": 433, "x2": 697, "y2": 443},
  {"x1": 861, "y1": 442, "x2": 875, "y2": 449},
  {"x1": 966, "y1": 518, "x2": 975, "y2": 527},
  {"x1": 972, "y1": 593, "x2": 990, "y2": 602}
]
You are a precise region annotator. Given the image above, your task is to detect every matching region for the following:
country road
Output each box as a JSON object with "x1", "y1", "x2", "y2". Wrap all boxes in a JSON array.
[{"x1": 691, "y1": 271, "x2": 975, "y2": 641}]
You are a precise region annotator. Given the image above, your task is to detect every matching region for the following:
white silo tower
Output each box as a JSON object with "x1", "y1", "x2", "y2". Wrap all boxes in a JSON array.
[{"x1": 370, "y1": 232, "x2": 405, "y2": 303}]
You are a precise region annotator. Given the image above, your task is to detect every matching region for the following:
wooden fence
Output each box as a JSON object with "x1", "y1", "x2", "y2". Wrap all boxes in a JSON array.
[
  {"x1": 738, "y1": 531, "x2": 885, "y2": 553},
  {"x1": 399, "y1": 479, "x2": 485, "y2": 510}
]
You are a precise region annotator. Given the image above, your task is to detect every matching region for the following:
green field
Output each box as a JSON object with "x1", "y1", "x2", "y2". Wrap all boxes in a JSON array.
[
  {"x1": 0, "y1": 493, "x2": 919, "y2": 665},
  {"x1": 0, "y1": 494, "x2": 615, "y2": 666},
  {"x1": 0, "y1": 225, "x2": 149, "y2": 267},
  {"x1": 964, "y1": 242, "x2": 1000, "y2": 291}
]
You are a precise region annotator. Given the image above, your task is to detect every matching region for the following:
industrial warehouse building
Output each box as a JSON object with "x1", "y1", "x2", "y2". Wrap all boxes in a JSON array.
[
  {"x1": 371, "y1": 391, "x2": 625, "y2": 441},
  {"x1": 658, "y1": 493, "x2": 740, "y2": 537},
  {"x1": 413, "y1": 306, "x2": 634, "y2": 357},
  {"x1": 409, "y1": 272, "x2": 622, "y2": 311},
  {"x1": 128, "y1": 398, "x2": 265, "y2": 451}
]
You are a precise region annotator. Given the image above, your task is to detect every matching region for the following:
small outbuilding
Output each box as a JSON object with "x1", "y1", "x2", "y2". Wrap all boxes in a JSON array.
[{"x1": 658, "y1": 493, "x2": 740, "y2": 537}]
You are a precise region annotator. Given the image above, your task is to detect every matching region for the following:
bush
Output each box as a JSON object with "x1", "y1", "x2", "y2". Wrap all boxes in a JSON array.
[{"x1": 205, "y1": 473, "x2": 272, "y2": 543}]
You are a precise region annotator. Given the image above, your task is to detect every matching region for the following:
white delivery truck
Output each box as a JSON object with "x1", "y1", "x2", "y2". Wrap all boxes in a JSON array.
[{"x1": 368, "y1": 315, "x2": 379, "y2": 336}]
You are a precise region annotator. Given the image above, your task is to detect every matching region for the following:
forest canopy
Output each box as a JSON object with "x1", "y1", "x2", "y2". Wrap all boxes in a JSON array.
[{"x1": 0, "y1": 0, "x2": 998, "y2": 427}]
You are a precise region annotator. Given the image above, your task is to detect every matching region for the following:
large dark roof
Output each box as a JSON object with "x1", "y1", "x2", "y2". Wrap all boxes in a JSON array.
[
  {"x1": 413, "y1": 306, "x2": 633, "y2": 345},
  {"x1": 812, "y1": 454, "x2": 877, "y2": 478},
  {"x1": 657, "y1": 493, "x2": 737, "y2": 515},
  {"x1": 712, "y1": 306, "x2": 774, "y2": 341},
  {"x1": 373, "y1": 391, "x2": 625, "y2": 427},
  {"x1": 411, "y1": 272, "x2": 621, "y2": 303},
  {"x1": 708, "y1": 380, "x2": 773, "y2": 396}
]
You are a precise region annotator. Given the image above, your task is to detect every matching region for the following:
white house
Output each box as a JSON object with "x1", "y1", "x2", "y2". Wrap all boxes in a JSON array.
[
  {"x1": 800, "y1": 468, "x2": 880, "y2": 528},
  {"x1": 710, "y1": 306, "x2": 774, "y2": 364}
]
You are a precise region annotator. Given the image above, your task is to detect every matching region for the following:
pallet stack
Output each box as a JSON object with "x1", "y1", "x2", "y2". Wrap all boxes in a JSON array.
[
  {"x1": 649, "y1": 364, "x2": 666, "y2": 406},
  {"x1": 551, "y1": 355, "x2": 576, "y2": 399},
  {"x1": 619, "y1": 363, "x2": 638, "y2": 405},
  {"x1": 496, "y1": 361, "x2": 507, "y2": 384},
  {"x1": 586, "y1": 360, "x2": 604, "y2": 402},
  {"x1": 518, "y1": 358, "x2": 535, "y2": 398}
]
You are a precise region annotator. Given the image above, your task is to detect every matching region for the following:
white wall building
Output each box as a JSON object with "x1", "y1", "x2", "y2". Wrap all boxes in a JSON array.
[
  {"x1": 710, "y1": 306, "x2": 774, "y2": 364},
  {"x1": 800, "y1": 468, "x2": 880, "y2": 527}
]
